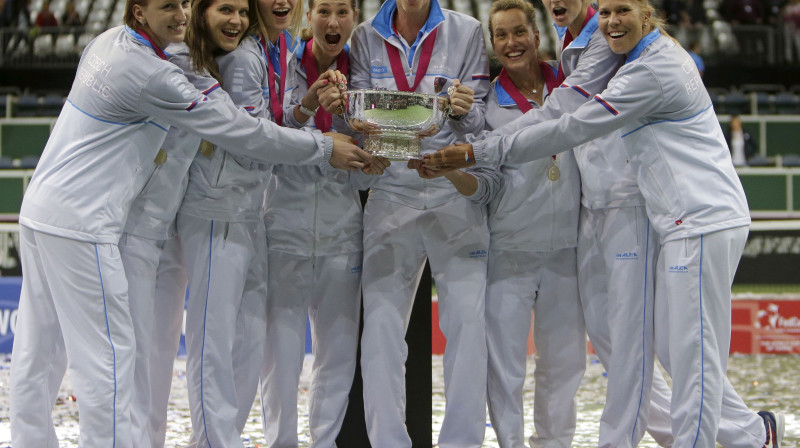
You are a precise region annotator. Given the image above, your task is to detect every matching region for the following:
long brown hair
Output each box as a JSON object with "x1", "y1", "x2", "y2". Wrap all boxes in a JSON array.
[{"x1": 185, "y1": 0, "x2": 256, "y2": 83}]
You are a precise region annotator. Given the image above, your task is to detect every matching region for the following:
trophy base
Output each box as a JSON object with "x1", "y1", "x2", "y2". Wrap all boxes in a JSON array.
[{"x1": 364, "y1": 134, "x2": 422, "y2": 161}]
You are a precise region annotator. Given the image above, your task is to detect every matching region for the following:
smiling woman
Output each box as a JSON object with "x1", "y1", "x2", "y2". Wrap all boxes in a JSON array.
[
  {"x1": 598, "y1": 0, "x2": 663, "y2": 54},
  {"x1": 125, "y1": 0, "x2": 190, "y2": 49},
  {"x1": 185, "y1": 0, "x2": 250, "y2": 81}
]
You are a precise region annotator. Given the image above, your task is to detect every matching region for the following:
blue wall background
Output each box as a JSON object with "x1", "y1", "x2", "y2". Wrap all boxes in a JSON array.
[{"x1": 0, "y1": 277, "x2": 313, "y2": 355}]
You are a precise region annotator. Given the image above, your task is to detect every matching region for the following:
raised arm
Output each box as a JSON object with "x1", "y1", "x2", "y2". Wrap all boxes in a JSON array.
[
  {"x1": 467, "y1": 33, "x2": 625, "y2": 167},
  {"x1": 446, "y1": 21, "x2": 490, "y2": 136},
  {"x1": 139, "y1": 66, "x2": 369, "y2": 169}
]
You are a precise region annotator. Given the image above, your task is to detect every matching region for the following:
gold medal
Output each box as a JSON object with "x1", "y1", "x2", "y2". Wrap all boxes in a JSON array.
[
  {"x1": 199, "y1": 140, "x2": 215, "y2": 157},
  {"x1": 547, "y1": 164, "x2": 560, "y2": 181},
  {"x1": 153, "y1": 149, "x2": 168, "y2": 165}
]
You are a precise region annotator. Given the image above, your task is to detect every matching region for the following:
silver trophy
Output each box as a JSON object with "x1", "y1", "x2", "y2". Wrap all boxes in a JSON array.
[{"x1": 341, "y1": 89, "x2": 451, "y2": 160}]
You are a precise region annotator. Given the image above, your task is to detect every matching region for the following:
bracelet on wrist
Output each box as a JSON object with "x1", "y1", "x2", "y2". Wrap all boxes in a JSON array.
[{"x1": 298, "y1": 104, "x2": 319, "y2": 117}]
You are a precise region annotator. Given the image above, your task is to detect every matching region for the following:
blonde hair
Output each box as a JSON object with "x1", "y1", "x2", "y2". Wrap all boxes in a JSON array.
[
  {"x1": 249, "y1": 0, "x2": 303, "y2": 43},
  {"x1": 488, "y1": 0, "x2": 538, "y2": 45},
  {"x1": 600, "y1": 0, "x2": 671, "y2": 37},
  {"x1": 298, "y1": 0, "x2": 358, "y2": 41}
]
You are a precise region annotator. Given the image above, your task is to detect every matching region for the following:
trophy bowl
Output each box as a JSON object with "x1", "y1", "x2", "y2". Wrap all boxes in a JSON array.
[{"x1": 342, "y1": 89, "x2": 451, "y2": 160}]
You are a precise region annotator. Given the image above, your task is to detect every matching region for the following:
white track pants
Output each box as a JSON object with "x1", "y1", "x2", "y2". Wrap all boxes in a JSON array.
[
  {"x1": 260, "y1": 250, "x2": 362, "y2": 448},
  {"x1": 178, "y1": 215, "x2": 267, "y2": 448},
  {"x1": 653, "y1": 226, "x2": 764, "y2": 448},
  {"x1": 119, "y1": 234, "x2": 186, "y2": 448},
  {"x1": 578, "y1": 206, "x2": 674, "y2": 448},
  {"x1": 485, "y1": 247, "x2": 586, "y2": 448},
  {"x1": 360, "y1": 198, "x2": 489, "y2": 448},
  {"x1": 11, "y1": 226, "x2": 134, "y2": 448}
]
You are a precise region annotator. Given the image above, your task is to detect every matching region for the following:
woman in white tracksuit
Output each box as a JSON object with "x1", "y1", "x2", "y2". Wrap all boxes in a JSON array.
[
  {"x1": 536, "y1": 0, "x2": 675, "y2": 445},
  {"x1": 435, "y1": 0, "x2": 675, "y2": 445},
  {"x1": 118, "y1": 0, "x2": 253, "y2": 446},
  {"x1": 257, "y1": 0, "x2": 375, "y2": 447},
  {"x1": 8, "y1": 0, "x2": 366, "y2": 444},
  {"x1": 176, "y1": 0, "x2": 304, "y2": 444},
  {"x1": 428, "y1": 0, "x2": 782, "y2": 445},
  {"x1": 420, "y1": 2, "x2": 586, "y2": 446},
  {"x1": 347, "y1": 0, "x2": 491, "y2": 446}
]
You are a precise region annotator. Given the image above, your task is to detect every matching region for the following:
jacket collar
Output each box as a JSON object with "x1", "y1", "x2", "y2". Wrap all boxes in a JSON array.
[
  {"x1": 371, "y1": 0, "x2": 445, "y2": 41},
  {"x1": 626, "y1": 28, "x2": 660, "y2": 63},
  {"x1": 553, "y1": 12, "x2": 598, "y2": 50}
]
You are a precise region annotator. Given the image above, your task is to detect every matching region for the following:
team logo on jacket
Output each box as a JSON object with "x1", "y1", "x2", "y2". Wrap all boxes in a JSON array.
[
  {"x1": 434, "y1": 76, "x2": 447, "y2": 94},
  {"x1": 616, "y1": 252, "x2": 639, "y2": 261},
  {"x1": 469, "y1": 249, "x2": 488, "y2": 258},
  {"x1": 350, "y1": 264, "x2": 362, "y2": 274},
  {"x1": 371, "y1": 65, "x2": 388, "y2": 74},
  {"x1": 669, "y1": 265, "x2": 689, "y2": 273}
]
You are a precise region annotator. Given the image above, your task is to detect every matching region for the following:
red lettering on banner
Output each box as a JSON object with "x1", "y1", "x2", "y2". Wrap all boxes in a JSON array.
[{"x1": 731, "y1": 299, "x2": 800, "y2": 354}]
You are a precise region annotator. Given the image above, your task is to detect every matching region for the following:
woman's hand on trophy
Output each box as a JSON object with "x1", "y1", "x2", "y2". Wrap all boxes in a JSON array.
[
  {"x1": 347, "y1": 118, "x2": 380, "y2": 134},
  {"x1": 408, "y1": 158, "x2": 459, "y2": 179},
  {"x1": 318, "y1": 83, "x2": 344, "y2": 115},
  {"x1": 313, "y1": 70, "x2": 348, "y2": 115},
  {"x1": 422, "y1": 143, "x2": 475, "y2": 169},
  {"x1": 447, "y1": 79, "x2": 474, "y2": 117},
  {"x1": 362, "y1": 156, "x2": 391, "y2": 175},
  {"x1": 416, "y1": 125, "x2": 439, "y2": 138},
  {"x1": 325, "y1": 132, "x2": 371, "y2": 170},
  {"x1": 319, "y1": 69, "x2": 347, "y2": 91}
]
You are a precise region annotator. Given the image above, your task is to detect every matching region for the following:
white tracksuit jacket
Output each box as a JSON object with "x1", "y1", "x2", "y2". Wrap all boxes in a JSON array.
[
  {"x1": 268, "y1": 43, "x2": 369, "y2": 257},
  {"x1": 10, "y1": 25, "x2": 333, "y2": 448},
  {"x1": 478, "y1": 79, "x2": 580, "y2": 252},
  {"x1": 20, "y1": 26, "x2": 333, "y2": 244},
  {"x1": 348, "y1": 1, "x2": 491, "y2": 447},
  {"x1": 124, "y1": 43, "x2": 211, "y2": 240},
  {"x1": 177, "y1": 34, "x2": 293, "y2": 222}
]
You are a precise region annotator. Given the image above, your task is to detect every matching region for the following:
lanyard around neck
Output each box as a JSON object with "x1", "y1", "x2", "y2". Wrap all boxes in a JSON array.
[
  {"x1": 384, "y1": 27, "x2": 438, "y2": 92},
  {"x1": 497, "y1": 62, "x2": 560, "y2": 113},
  {"x1": 136, "y1": 28, "x2": 167, "y2": 60},
  {"x1": 498, "y1": 63, "x2": 560, "y2": 163},
  {"x1": 301, "y1": 38, "x2": 349, "y2": 132},
  {"x1": 261, "y1": 33, "x2": 287, "y2": 125}
]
